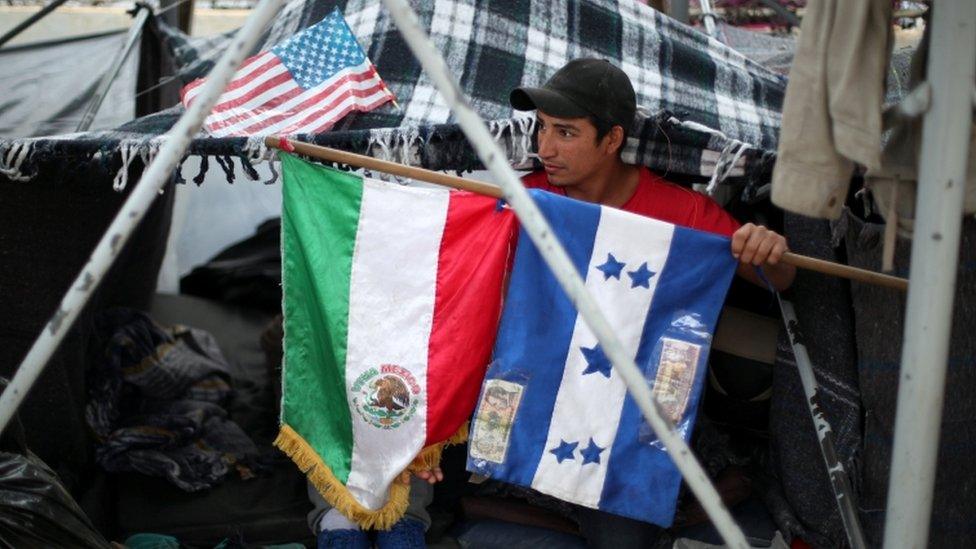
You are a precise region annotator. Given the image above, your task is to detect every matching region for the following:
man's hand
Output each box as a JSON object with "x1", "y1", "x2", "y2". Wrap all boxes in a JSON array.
[
  {"x1": 730, "y1": 223, "x2": 796, "y2": 291},
  {"x1": 731, "y1": 223, "x2": 787, "y2": 266},
  {"x1": 396, "y1": 467, "x2": 444, "y2": 486}
]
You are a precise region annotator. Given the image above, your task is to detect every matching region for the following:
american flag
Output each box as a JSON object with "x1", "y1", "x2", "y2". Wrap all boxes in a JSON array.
[{"x1": 182, "y1": 8, "x2": 396, "y2": 137}]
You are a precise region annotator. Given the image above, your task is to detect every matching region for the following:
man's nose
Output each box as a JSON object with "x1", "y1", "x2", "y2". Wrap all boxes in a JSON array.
[{"x1": 537, "y1": 132, "x2": 556, "y2": 159}]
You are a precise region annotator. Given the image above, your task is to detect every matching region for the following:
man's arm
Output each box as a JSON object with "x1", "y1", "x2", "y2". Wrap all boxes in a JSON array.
[{"x1": 731, "y1": 223, "x2": 796, "y2": 291}]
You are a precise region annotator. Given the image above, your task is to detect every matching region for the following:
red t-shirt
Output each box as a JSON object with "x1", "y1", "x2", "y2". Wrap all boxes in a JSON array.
[{"x1": 521, "y1": 167, "x2": 740, "y2": 237}]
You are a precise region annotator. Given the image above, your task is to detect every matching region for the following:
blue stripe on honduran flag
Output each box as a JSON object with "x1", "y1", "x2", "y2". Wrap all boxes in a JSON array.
[
  {"x1": 598, "y1": 224, "x2": 738, "y2": 526},
  {"x1": 467, "y1": 189, "x2": 737, "y2": 527},
  {"x1": 476, "y1": 189, "x2": 602, "y2": 489}
]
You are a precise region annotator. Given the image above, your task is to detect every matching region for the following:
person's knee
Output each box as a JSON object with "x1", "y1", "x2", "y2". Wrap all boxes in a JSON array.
[{"x1": 403, "y1": 476, "x2": 434, "y2": 529}]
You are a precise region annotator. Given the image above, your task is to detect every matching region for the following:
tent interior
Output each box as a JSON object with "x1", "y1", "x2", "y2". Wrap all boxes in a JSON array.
[{"x1": 1, "y1": 1, "x2": 973, "y2": 547}]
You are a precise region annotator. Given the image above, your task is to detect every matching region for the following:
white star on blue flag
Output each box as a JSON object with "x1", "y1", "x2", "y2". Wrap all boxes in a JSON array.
[{"x1": 271, "y1": 8, "x2": 368, "y2": 90}]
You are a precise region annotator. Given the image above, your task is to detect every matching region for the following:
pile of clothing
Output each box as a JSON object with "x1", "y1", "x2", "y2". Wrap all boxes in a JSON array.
[{"x1": 87, "y1": 309, "x2": 267, "y2": 492}]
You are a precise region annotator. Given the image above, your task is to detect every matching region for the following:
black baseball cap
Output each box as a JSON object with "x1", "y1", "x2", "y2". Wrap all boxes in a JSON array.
[{"x1": 510, "y1": 58, "x2": 637, "y2": 131}]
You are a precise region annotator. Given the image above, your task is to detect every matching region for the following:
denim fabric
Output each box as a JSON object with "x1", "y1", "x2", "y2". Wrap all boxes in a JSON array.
[
  {"x1": 316, "y1": 528, "x2": 370, "y2": 549},
  {"x1": 375, "y1": 518, "x2": 426, "y2": 549}
]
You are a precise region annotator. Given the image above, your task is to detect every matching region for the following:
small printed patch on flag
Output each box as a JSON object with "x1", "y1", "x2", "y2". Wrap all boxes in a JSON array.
[{"x1": 181, "y1": 8, "x2": 395, "y2": 137}]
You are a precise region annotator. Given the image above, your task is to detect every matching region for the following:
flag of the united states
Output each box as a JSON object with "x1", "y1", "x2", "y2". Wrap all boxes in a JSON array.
[{"x1": 182, "y1": 8, "x2": 395, "y2": 137}]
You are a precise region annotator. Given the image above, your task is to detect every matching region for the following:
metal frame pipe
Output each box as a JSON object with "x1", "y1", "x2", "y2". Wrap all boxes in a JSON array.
[
  {"x1": 0, "y1": 0, "x2": 284, "y2": 435},
  {"x1": 0, "y1": 0, "x2": 71, "y2": 49},
  {"x1": 77, "y1": 6, "x2": 152, "y2": 132},
  {"x1": 379, "y1": 0, "x2": 748, "y2": 546},
  {"x1": 778, "y1": 298, "x2": 867, "y2": 549},
  {"x1": 698, "y1": 0, "x2": 719, "y2": 38},
  {"x1": 884, "y1": 2, "x2": 976, "y2": 548}
]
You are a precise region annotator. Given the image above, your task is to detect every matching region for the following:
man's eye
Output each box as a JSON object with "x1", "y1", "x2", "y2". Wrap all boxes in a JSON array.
[{"x1": 560, "y1": 130, "x2": 573, "y2": 137}]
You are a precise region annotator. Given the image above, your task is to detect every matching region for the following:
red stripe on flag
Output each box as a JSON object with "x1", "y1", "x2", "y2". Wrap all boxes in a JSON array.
[
  {"x1": 210, "y1": 57, "x2": 290, "y2": 106},
  {"x1": 423, "y1": 194, "x2": 518, "y2": 446},
  {"x1": 253, "y1": 81, "x2": 389, "y2": 135},
  {"x1": 300, "y1": 90, "x2": 393, "y2": 135},
  {"x1": 182, "y1": 53, "x2": 279, "y2": 107},
  {"x1": 206, "y1": 69, "x2": 384, "y2": 134},
  {"x1": 180, "y1": 78, "x2": 205, "y2": 105},
  {"x1": 218, "y1": 53, "x2": 281, "y2": 94},
  {"x1": 205, "y1": 83, "x2": 303, "y2": 134},
  {"x1": 210, "y1": 67, "x2": 295, "y2": 114}
]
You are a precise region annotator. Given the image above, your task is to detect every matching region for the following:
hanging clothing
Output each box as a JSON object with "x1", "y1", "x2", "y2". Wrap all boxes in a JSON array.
[
  {"x1": 771, "y1": 0, "x2": 893, "y2": 219},
  {"x1": 864, "y1": 30, "x2": 976, "y2": 238}
]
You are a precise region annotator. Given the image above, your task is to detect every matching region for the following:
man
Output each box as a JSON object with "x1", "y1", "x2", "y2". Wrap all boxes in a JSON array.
[
  {"x1": 512, "y1": 57, "x2": 795, "y2": 291},
  {"x1": 410, "y1": 58, "x2": 795, "y2": 548},
  {"x1": 509, "y1": 57, "x2": 793, "y2": 546},
  {"x1": 318, "y1": 58, "x2": 794, "y2": 548}
]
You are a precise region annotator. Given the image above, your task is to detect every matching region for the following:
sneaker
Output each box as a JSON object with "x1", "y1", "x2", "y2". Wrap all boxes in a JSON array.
[
  {"x1": 317, "y1": 528, "x2": 370, "y2": 549},
  {"x1": 375, "y1": 518, "x2": 426, "y2": 549}
]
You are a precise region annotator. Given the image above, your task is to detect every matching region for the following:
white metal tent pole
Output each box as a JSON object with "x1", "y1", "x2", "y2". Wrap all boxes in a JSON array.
[
  {"x1": 379, "y1": 0, "x2": 748, "y2": 546},
  {"x1": 76, "y1": 5, "x2": 151, "y2": 131},
  {"x1": 0, "y1": 0, "x2": 284, "y2": 435},
  {"x1": 778, "y1": 298, "x2": 867, "y2": 549},
  {"x1": 884, "y1": 2, "x2": 976, "y2": 548},
  {"x1": 698, "y1": 0, "x2": 719, "y2": 39}
]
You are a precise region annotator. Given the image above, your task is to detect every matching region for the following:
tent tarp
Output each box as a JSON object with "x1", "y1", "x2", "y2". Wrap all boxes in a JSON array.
[{"x1": 0, "y1": 0, "x2": 785, "y2": 190}]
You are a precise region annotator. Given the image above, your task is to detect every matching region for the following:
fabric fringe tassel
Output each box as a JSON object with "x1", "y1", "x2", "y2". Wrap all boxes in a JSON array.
[
  {"x1": 0, "y1": 140, "x2": 34, "y2": 182},
  {"x1": 275, "y1": 422, "x2": 469, "y2": 529},
  {"x1": 112, "y1": 140, "x2": 140, "y2": 192},
  {"x1": 274, "y1": 424, "x2": 410, "y2": 530},
  {"x1": 488, "y1": 115, "x2": 536, "y2": 170}
]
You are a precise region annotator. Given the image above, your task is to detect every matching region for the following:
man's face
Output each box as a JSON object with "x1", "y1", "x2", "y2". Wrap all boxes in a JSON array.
[{"x1": 535, "y1": 110, "x2": 613, "y2": 189}]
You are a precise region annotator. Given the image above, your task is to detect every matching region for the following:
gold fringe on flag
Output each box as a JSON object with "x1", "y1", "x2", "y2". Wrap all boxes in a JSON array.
[
  {"x1": 275, "y1": 424, "x2": 409, "y2": 530},
  {"x1": 274, "y1": 422, "x2": 469, "y2": 530},
  {"x1": 409, "y1": 422, "x2": 469, "y2": 472}
]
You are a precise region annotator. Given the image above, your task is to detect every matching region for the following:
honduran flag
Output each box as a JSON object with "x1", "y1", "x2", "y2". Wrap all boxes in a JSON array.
[
  {"x1": 275, "y1": 153, "x2": 515, "y2": 528},
  {"x1": 467, "y1": 190, "x2": 737, "y2": 527}
]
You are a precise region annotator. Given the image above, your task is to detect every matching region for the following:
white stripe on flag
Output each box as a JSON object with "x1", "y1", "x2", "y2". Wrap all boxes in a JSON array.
[
  {"x1": 279, "y1": 86, "x2": 390, "y2": 135},
  {"x1": 184, "y1": 51, "x2": 277, "y2": 105},
  {"x1": 208, "y1": 62, "x2": 291, "y2": 107},
  {"x1": 239, "y1": 78, "x2": 386, "y2": 135},
  {"x1": 531, "y1": 208, "x2": 676, "y2": 507},
  {"x1": 205, "y1": 62, "x2": 381, "y2": 135},
  {"x1": 203, "y1": 79, "x2": 301, "y2": 131},
  {"x1": 343, "y1": 178, "x2": 449, "y2": 510}
]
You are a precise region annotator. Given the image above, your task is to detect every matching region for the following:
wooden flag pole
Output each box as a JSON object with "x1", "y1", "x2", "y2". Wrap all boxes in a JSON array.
[{"x1": 266, "y1": 137, "x2": 909, "y2": 293}]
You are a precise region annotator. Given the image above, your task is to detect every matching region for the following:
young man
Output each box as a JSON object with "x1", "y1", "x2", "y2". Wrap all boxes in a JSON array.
[
  {"x1": 511, "y1": 57, "x2": 793, "y2": 546},
  {"x1": 511, "y1": 57, "x2": 795, "y2": 291},
  {"x1": 410, "y1": 58, "x2": 795, "y2": 548},
  {"x1": 320, "y1": 58, "x2": 794, "y2": 548}
]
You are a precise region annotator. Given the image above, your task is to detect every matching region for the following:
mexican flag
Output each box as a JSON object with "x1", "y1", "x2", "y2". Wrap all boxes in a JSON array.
[{"x1": 275, "y1": 153, "x2": 516, "y2": 528}]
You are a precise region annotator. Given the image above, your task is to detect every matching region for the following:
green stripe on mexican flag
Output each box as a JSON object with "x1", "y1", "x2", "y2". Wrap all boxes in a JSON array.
[{"x1": 275, "y1": 153, "x2": 515, "y2": 529}]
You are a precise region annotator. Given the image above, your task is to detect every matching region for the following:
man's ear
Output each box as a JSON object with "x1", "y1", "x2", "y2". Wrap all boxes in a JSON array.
[{"x1": 604, "y1": 126, "x2": 625, "y2": 156}]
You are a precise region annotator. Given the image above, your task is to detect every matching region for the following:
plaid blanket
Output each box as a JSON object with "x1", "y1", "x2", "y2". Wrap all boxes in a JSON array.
[{"x1": 0, "y1": 0, "x2": 785, "y2": 188}]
